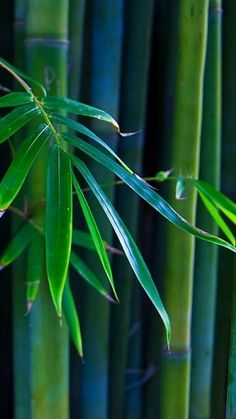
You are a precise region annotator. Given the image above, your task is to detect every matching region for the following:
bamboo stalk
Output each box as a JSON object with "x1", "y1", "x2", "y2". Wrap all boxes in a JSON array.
[
  {"x1": 190, "y1": 2, "x2": 222, "y2": 418},
  {"x1": 108, "y1": 1, "x2": 154, "y2": 418},
  {"x1": 12, "y1": 1, "x2": 32, "y2": 417},
  {"x1": 23, "y1": 1, "x2": 69, "y2": 417},
  {"x1": 226, "y1": 259, "x2": 236, "y2": 418},
  {"x1": 160, "y1": 1, "x2": 209, "y2": 418},
  {"x1": 211, "y1": 0, "x2": 236, "y2": 416},
  {"x1": 79, "y1": 1, "x2": 123, "y2": 418}
]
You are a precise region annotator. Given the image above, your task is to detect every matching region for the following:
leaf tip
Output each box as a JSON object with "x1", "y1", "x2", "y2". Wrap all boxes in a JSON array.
[
  {"x1": 105, "y1": 294, "x2": 116, "y2": 304},
  {"x1": 25, "y1": 301, "x2": 33, "y2": 316},
  {"x1": 0, "y1": 210, "x2": 6, "y2": 219},
  {"x1": 0, "y1": 264, "x2": 5, "y2": 271}
]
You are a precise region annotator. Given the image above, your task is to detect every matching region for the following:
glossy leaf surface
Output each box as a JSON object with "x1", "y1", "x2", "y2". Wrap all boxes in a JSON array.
[
  {"x1": 0, "y1": 103, "x2": 40, "y2": 144},
  {"x1": 0, "y1": 223, "x2": 31, "y2": 268},
  {"x1": 70, "y1": 251, "x2": 113, "y2": 301},
  {"x1": 63, "y1": 133, "x2": 236, "y2": 253},
  {"x1": 46, "y1": 144, "x2": 72, "y2": 317},
  {"x1": 0, "y1": 92, "x2": 33, "y2": 107},
  {"x1": 43, "y1": 95, "x2": 119, "y2": 130},
  {"x1": 71, "y1": 157, "x2": 171, "y2": 347},
  {"x1": 72, "y1": 173, "x2": 117, "y2": 299},
  {"x1": 62, "y1": 281, "x2": 83, "y2": 357},
  {"x1": 0, "y1": 124, "x2": 51, "y2": 211}
]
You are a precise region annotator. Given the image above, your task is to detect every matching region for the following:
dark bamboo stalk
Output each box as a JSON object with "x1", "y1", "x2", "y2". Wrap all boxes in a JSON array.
[
  {"x1": 79, "y1": 1, "x2": 123, "y2": 418},
  {"x1": 108, "y1": 1, "x2": 154, "y2": 418}
]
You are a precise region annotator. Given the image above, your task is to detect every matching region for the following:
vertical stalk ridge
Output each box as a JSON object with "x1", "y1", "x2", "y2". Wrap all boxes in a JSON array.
[
  {"x1": 160, "y1": 1, "x2": 209, "y2": 418},
  {"x1": 190, "y1": 1, "x2": 222, "y2": 418}
]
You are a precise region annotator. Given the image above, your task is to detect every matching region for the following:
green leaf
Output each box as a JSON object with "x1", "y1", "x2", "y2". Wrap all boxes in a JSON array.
[
  {"x1": 72, "y1": 229, "x2": 99, "y2": 251},
  {"x1": 70, "y1": 251, "x2": 114, "y2": 302},
  {"x1": 0, "y1": 103, "x2": 40, "y2": 144},
  {"x1": 62, "y1": 280, "x2": 83, "y2": 357},
  {"x1": 46, "y1": 145, "x2": 73, "y2": 317},
  {"x1": 198, "y1": 190, "x2": 235, "y2": 246},
  {"x1": 176, "y1": 175, "x2": 186, "y2": 200},
  {"x1": 51, "y1": 113, "x2": 132, "y2": 173},
  {"x1": 42, "y1": 95, "x2": 120, "y2": 130},
  {"x1": 26, "y1": 231, "x2": 44, "y2": 308},
  {"x1": 71, "y1": 157, "x2": 171, "y2": 348},
  {"x1": 0, "y1": 92, "x2": 34, "y2": 107},
  {"x1": 192, "y1": 179, "x2": 236, "y2": 224},
  {"x1": 0, "y1": 124, "x2": 51, "y2": 211},
  {"x1": 0, "y1": 223, "x2": 31, "y2": 269},
  {"x1": 0, "y1": 57, "x2": 47, "y2": 97},
  {"x1": 62, "y1": 133, "x2": 236, "y2": 253},
  {"x1": 72, "y1": 173, "x2": 117, "y2": 300}
]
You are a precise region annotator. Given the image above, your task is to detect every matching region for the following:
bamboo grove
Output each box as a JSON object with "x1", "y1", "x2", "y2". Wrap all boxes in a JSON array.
[{"x1": 0, "y1": 0, "x2": 235, "y2": 418}]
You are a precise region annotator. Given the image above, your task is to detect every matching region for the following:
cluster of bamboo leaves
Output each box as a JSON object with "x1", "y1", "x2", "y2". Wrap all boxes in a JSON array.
[{"x1": 0, "y1": 57, "x2": 235, "y2": 359}]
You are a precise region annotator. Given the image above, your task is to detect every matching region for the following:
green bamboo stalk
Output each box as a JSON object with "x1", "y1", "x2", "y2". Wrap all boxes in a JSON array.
[
  {"x1": 23, "y1": 1, "x2": 69, "y2": 417},
  {"x1": 160, "y1": 1, "x2": 209, "y2": 418},
  {"x1": 190, "y1": 2, "x2": 222, "y2": 418},
  {"x1": 108, "y1": 1, "x2": 154, "y2": 418},
  {"x1": 79, "y1": 1, "x2": 123, "y2": 418},
  {"x1": 12, "y1": 2, "x2": 32, "y2": 417},
  {"x1": 211, "y1": 0, "x2": 236, "y2": 416},
  {"x1": 226, "y1": 259, "x2": 236, "y2": 418}
]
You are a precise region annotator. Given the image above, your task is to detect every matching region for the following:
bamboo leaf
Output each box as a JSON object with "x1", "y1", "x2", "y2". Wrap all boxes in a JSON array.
[
  {"x1": 51, "y1": 113, "x2": 133, "y2": 173},
  {"x1": 0, "y1": 57, "x2": 47, "y2": 96},
  {"x1": 46, "y1": 144, "x2": 73, "y2": 317},
  {"x1": 198, "y1": 190, "x2": 235, "y2": 246},
  {"x1": 0, "y1": 103, "x2": 40, "y2": 144},
  {"x1": 62, "y1": 281, "x2": 83, "y2": 357},
  {"x1": 71, "y1": 157, "x2": 171, "y2": 348},
  {"x1": 0, "y1": 92, "x2": 33, "y2": 107},
  {"x1": 42, "y1": 95, "x2": 120, "y2": 130},
  {"x1": 0, "y1": 223, "x2": 31, "y2": 269},
  {"x1": 72, "y1": 229, "x2": 99, "y2": 251},
  {"x1": 176, "y1": 175, "x2": 186, "y2": 200},
  {"x1": 26, "y1": 232, "x2": 44, "y2": 308},
  {"x1": 70, "y1": 251, "x2": 113, "y2": 302},
  {"x1": 72, "y1": 173, "x2": 117, "y2": 300},
  {"x1": 62, "y1": 133, "x2": 236, "y2": 253},
  {"x1": 192, "y1": 179, "x2": 236, "y2": 224},
  {"x1": 0, "y1": 124, "x2": 51, "y2": 211}
]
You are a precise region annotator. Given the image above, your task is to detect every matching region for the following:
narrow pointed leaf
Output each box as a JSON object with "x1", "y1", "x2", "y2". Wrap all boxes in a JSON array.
[
  {"x1": 62, "y1": 133, "x2": 236, "y2": 253},
  {"x1": 72, "y1": 173, "x2": 117, "y2": 299},
  {"x1": 0, "y1": 92, "x2": 33, "y2": 107},
  {"x1": 71, "y1": 157, "x2": 171, "y2": 348},
  {"x1": 46, "y1": 145, "x2": 73, "y2": 317},
  {"x1": 43, "y1": 95, "x2": 120, "y2": 130},
  {"x1": 26, "y1": 232, "x2": 44, "y2": 305},
  {"x1": 0, "y1": 57, "x2": 47, "y2": 96},
  {"x1": 0, "y1": 103, "x2": 40, "y2": 144},
  {"x1": 0, "y1": 124, "x2": 51, "y2": 211},
  {"x1": 72, "y1": 229, "x2": 99, "y2": 251},
  {"x1": 0, "y1": 223, "x2": 31, "y2": 268},
  {"x1": 192, "y1": 179, "x2": 236, "y2": 224},
  {"x1": 51, "y1": 113, "x2": 133, "y2": 173},
  {"x1": 62, "y1": 281, "x2": 83, "y2": 357},
  {"x1": 70, "y1": 251, "x2": 113, "y2": 301},
  {"x1": 198, "y1": 190, "x2": 235, "y2": 246}
]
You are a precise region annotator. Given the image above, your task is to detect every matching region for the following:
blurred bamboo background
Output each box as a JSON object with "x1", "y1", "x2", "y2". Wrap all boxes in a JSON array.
[{"x1": 0, "y1": 0, "x2": 235, "y2": 418}]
